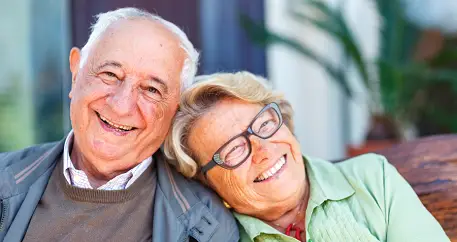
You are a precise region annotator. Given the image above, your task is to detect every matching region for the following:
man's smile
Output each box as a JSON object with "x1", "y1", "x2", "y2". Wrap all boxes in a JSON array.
[{"x1": 96, "y1": 111, "x2": 137, "y2": 133}]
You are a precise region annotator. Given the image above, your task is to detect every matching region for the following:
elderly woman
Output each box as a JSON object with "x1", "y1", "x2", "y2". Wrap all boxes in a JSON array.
[{"x1": 164, "y1": 72, "x2": 449, "y2": 242}]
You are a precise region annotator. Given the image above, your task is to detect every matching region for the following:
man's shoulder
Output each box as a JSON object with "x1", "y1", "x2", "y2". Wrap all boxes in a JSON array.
[
  {"x1": 0, "y1": 141, "x2": 60, "y2": 169},
  {"x1": 155, "y1": 152, "x2": 229, "y2": 211},
  {"x1": 154, "y1": 153, "x2": 239, "y2": 242}
]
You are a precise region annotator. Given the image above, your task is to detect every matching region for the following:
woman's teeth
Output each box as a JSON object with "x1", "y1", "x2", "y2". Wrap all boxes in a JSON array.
[
  {"x1": 99, "y1": 113, "x2": 133, "y2": 131},
  {"x1": 255, "y1": 155, "x2": 286, "y2": 182}
]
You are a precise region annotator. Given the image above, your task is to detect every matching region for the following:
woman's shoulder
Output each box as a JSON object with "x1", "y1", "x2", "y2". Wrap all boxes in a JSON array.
[
  {"x1": 305, "y1": 153, "x2": 391, "y2": 191},
  {"x1": 333, "y1": 153, "x2": 392, "y2": 202},
  {"x1": 305, "y1": 153, "x2": 392, "y2": 205},
  {"x1": 335, "y1": 153, "x2": 390, "y2": 177}
]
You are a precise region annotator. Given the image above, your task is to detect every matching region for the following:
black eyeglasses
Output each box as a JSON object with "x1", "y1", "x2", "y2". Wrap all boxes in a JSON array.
[{"x1": 200, "y1": 102, "x2": 283, "y2": 177}]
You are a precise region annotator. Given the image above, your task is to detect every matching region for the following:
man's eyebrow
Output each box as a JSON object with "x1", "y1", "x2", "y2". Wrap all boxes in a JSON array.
[
  {"x1": 95, "y1": 61, "x2": 123, "y2": 72},
  {"x1": 148, "y1": 75, "x2": 169, "y2": 94}
]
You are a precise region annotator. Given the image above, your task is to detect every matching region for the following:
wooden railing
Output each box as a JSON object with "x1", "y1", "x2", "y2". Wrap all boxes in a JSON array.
[{"x1": 377, "y1": 134, "x2": 457, "y2": 241}]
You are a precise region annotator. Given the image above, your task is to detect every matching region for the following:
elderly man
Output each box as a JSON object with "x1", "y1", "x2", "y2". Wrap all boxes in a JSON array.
[{"x1": 0, "y1": 8, "x2": 238, "y2": 242}]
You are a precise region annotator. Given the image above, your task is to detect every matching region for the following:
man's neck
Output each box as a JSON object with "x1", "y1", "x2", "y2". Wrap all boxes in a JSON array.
[{"x1": 70, "y1": 143, "x2": 128, "y2": 188}]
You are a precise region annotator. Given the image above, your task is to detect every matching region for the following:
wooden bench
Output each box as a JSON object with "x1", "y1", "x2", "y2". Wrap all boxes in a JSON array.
[{"x1": 376, "y1": 134, "x2": 457, "y2": 241}]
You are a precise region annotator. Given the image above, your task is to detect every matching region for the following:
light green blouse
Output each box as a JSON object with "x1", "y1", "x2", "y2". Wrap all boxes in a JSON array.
[{"x1": 234, "y1": 154, "x2": 450, "y2": 242}]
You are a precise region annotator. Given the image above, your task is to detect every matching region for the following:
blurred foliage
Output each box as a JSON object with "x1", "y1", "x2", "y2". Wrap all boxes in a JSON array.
[
  {"x1": 0, "y1": 81, "x2": 18, "y2": 151},
  {"x1": 0, "y1": 75, "x2": 34, "y2": 152},
  {"x1": 0, "y1": 70, "x2": 64, "y2": 152},
  {"x1": 34, "y1": 61, "x2": 65, "y2": 143},
  {"x1": 241, "y1": 0, "x2": 457, "y2": 135}
]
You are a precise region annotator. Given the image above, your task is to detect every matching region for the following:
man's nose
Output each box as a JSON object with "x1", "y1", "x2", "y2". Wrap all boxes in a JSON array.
[
  {"x1": 250, "y1": 137, "x2": 275, "y2": 164},
  {"x1": 106, "y1": 84, "x2": 137, "y2": 116}
]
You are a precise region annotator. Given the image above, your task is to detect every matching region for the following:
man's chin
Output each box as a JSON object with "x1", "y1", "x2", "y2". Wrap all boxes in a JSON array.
[{"x1": 90, "y1": 140, "x2": 130, "y2": 160}]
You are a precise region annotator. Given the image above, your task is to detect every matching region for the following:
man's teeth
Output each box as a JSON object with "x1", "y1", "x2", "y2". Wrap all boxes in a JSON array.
[
  {"x1": 99, "y1": 114, "x2": 133, "y2": 131},
  {"x1": 255, "y1": 156, "x2": 286, "y2": 182}
]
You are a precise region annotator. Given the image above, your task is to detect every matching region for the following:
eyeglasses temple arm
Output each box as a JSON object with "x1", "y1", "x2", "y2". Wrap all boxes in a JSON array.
[{"x1": 200, "y1": 159, "x2": 218, "y2": 176}]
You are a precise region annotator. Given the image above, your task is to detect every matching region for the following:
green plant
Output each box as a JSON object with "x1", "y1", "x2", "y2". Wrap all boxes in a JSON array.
[
  {"x1": 241, "y1": 0, "x2": 457, "y2": 135},
  {"x1": 0, "y1": 74, "x2": 35, "y2": 152}
]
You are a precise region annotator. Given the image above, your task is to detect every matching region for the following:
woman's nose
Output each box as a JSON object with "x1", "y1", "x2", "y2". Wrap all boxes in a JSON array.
[{"x1": 250, "y1": 137, "x2": 276, "y2": 164}]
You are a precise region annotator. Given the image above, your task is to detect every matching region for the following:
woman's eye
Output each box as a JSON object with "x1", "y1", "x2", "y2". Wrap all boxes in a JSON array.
[
  {"x1": 229, "y1": 145, "x2": 241, "y2": 154},
  {"x1": 258, "y1": 120, "x2": 275, "y2": 132},
  {"x1": 227, "y1": 144, "x2": 246, "y2": 158},
  {"x1": 224, "y1": 145, "x2": 245, "y2": 163},
  {"x1": 260, "y1": 120, "x2": 272, "y2": 128}
]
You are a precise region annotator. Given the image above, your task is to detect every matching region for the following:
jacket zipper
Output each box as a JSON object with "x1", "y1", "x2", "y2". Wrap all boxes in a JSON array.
[{"x1": 0, "y1": 199, "x2": 7, "y2": 231}]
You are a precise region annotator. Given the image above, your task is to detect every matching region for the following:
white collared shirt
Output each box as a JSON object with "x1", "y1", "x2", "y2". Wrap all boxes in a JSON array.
[{"x1": 63, "y1": 130, "x2": 153, "y2": 190}]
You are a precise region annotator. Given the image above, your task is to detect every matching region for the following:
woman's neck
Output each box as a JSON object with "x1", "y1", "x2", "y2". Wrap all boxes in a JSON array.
[{"x1": 267, "y1": 176, "x2": 310, "y2": 233}]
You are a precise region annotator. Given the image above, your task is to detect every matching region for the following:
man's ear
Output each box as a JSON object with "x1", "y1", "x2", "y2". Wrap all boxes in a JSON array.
[{"x1": 68, "y1": 47, "x2": 81, "y2": 99}]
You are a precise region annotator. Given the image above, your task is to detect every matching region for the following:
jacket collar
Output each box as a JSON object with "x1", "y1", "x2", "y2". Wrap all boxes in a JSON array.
[{"x1": 4, "y1": 138, "x2": 65, "y2": 198}]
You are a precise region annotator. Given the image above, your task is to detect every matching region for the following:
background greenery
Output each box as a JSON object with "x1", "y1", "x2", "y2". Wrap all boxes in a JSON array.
[{"x1": 241, "y1": 0, "x2": 457, "y2": 138}]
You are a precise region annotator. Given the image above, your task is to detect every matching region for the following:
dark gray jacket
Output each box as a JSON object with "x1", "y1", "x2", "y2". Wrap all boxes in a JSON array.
[{"x1": 0, "y1": 139, "x2": 239, "y2": 242}]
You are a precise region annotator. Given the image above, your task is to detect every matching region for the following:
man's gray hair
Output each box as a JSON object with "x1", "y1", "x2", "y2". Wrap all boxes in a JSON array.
[{"x1": 79, "y1": 7, "x2": 199, "y2": 90}]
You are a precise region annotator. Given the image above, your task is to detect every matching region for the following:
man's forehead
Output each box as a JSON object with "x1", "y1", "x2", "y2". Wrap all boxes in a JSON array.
[
  {"x1": 95, "y1": 19, "x2": 181, "y2": 54},
  {"x1": 106, "y1": 18, "x2": 177, "y2": 39},
  {"x1": 87, "y1": 19, "x2": 186, "y2": 84}
]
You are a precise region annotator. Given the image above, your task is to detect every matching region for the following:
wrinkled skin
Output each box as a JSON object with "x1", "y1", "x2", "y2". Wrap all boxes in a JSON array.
[{"x1": 68, "y1": 19, "x2": 186, "y2": 187}]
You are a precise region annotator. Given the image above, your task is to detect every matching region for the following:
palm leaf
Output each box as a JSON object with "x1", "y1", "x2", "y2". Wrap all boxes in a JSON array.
[
  {"x1": 429, "y1": 46, "x2": 457, "y2": 66},
  {"x1": 240, "y1": 14, "x2": 353, "y2": 97},
  {"x1": 291, "y1": 0, "x2": 372, "y2": 90}
]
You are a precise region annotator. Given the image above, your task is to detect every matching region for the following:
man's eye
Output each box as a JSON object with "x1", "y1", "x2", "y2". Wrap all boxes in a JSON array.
[
  {"x1": 105, "y1": 72, "x2": 117, "y2": 77},
  {"x1": 100, "y1": 72, "x2": 118, "y2": 80},
  {"x1": 148, "y1": 87, "x2": 158, "y2": 93},
  {"x1": 143, "y1": 86, "x2": 162, "y2": 100}
]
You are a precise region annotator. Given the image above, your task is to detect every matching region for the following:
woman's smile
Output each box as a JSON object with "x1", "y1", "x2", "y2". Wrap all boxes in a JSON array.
[{"x1": 254, "y1": 154, "x2": 287, "y2": 183}]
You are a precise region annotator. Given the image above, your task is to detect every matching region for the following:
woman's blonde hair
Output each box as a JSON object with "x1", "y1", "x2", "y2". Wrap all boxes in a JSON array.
[{"x1": 164, "y1": 71, "x2": 294, "y2": 178}]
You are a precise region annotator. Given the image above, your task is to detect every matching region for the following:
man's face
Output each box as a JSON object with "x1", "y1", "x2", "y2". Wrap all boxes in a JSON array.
[{"x1": 68, "y1": 19, "x2": 186, "y2": 176}]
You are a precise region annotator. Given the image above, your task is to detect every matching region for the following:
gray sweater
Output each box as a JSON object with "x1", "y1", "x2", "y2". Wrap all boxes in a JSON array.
[
  {"x1": 23, "y1": 158, "x2": 157, "y2": 241},
  {"x1": 0, "y1": 138, "x2": 239, "y2": 242}
]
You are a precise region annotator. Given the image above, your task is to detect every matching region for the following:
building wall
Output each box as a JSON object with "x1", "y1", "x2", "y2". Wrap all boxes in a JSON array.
[
  {"x1": 199, "y1": 0, "x2": 266, "y2": 76},
  {"x1": 0, "y1": 1, "x2": 34, "y2": 151},
  {"x1": 0, "y1": 0, "x2": 71, "y2": 151},
  {"x1": 265, "y1": 0, "x2": 379, "y2": 160},
  {"x1": 31, "y1": 0, "x2": 72, "y2": 140}
]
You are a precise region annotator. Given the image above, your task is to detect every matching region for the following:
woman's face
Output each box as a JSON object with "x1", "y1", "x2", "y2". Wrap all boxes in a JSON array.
[{"x1": 188, "y1": 98, "x2": 306, "y2": 220}]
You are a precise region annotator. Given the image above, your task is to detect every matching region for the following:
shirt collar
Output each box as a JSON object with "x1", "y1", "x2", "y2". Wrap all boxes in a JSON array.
[
  {"x1": 304, "y1": 155, "x2": 355, "y2": 205},
  {"x1": 303, "y1": 155, "x2": 355, "y2": 230},
  {"x1": 62, "y1": 130, "x2": 153, "y2": 189},
  {"x1": 234, "y1": 212, "x2": 290, "y2": 241},
  {"x1": 63, "y1": 130, "x2": 75, "y2": 184},
  {"x1": 234, "y1": 155, "x2": 355, "y2": 241}
]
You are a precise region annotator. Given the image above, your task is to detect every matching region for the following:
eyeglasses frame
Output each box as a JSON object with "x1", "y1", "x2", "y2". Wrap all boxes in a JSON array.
[{"x1": 200, "y1": 102, "x2": 283, "y2": 177}]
